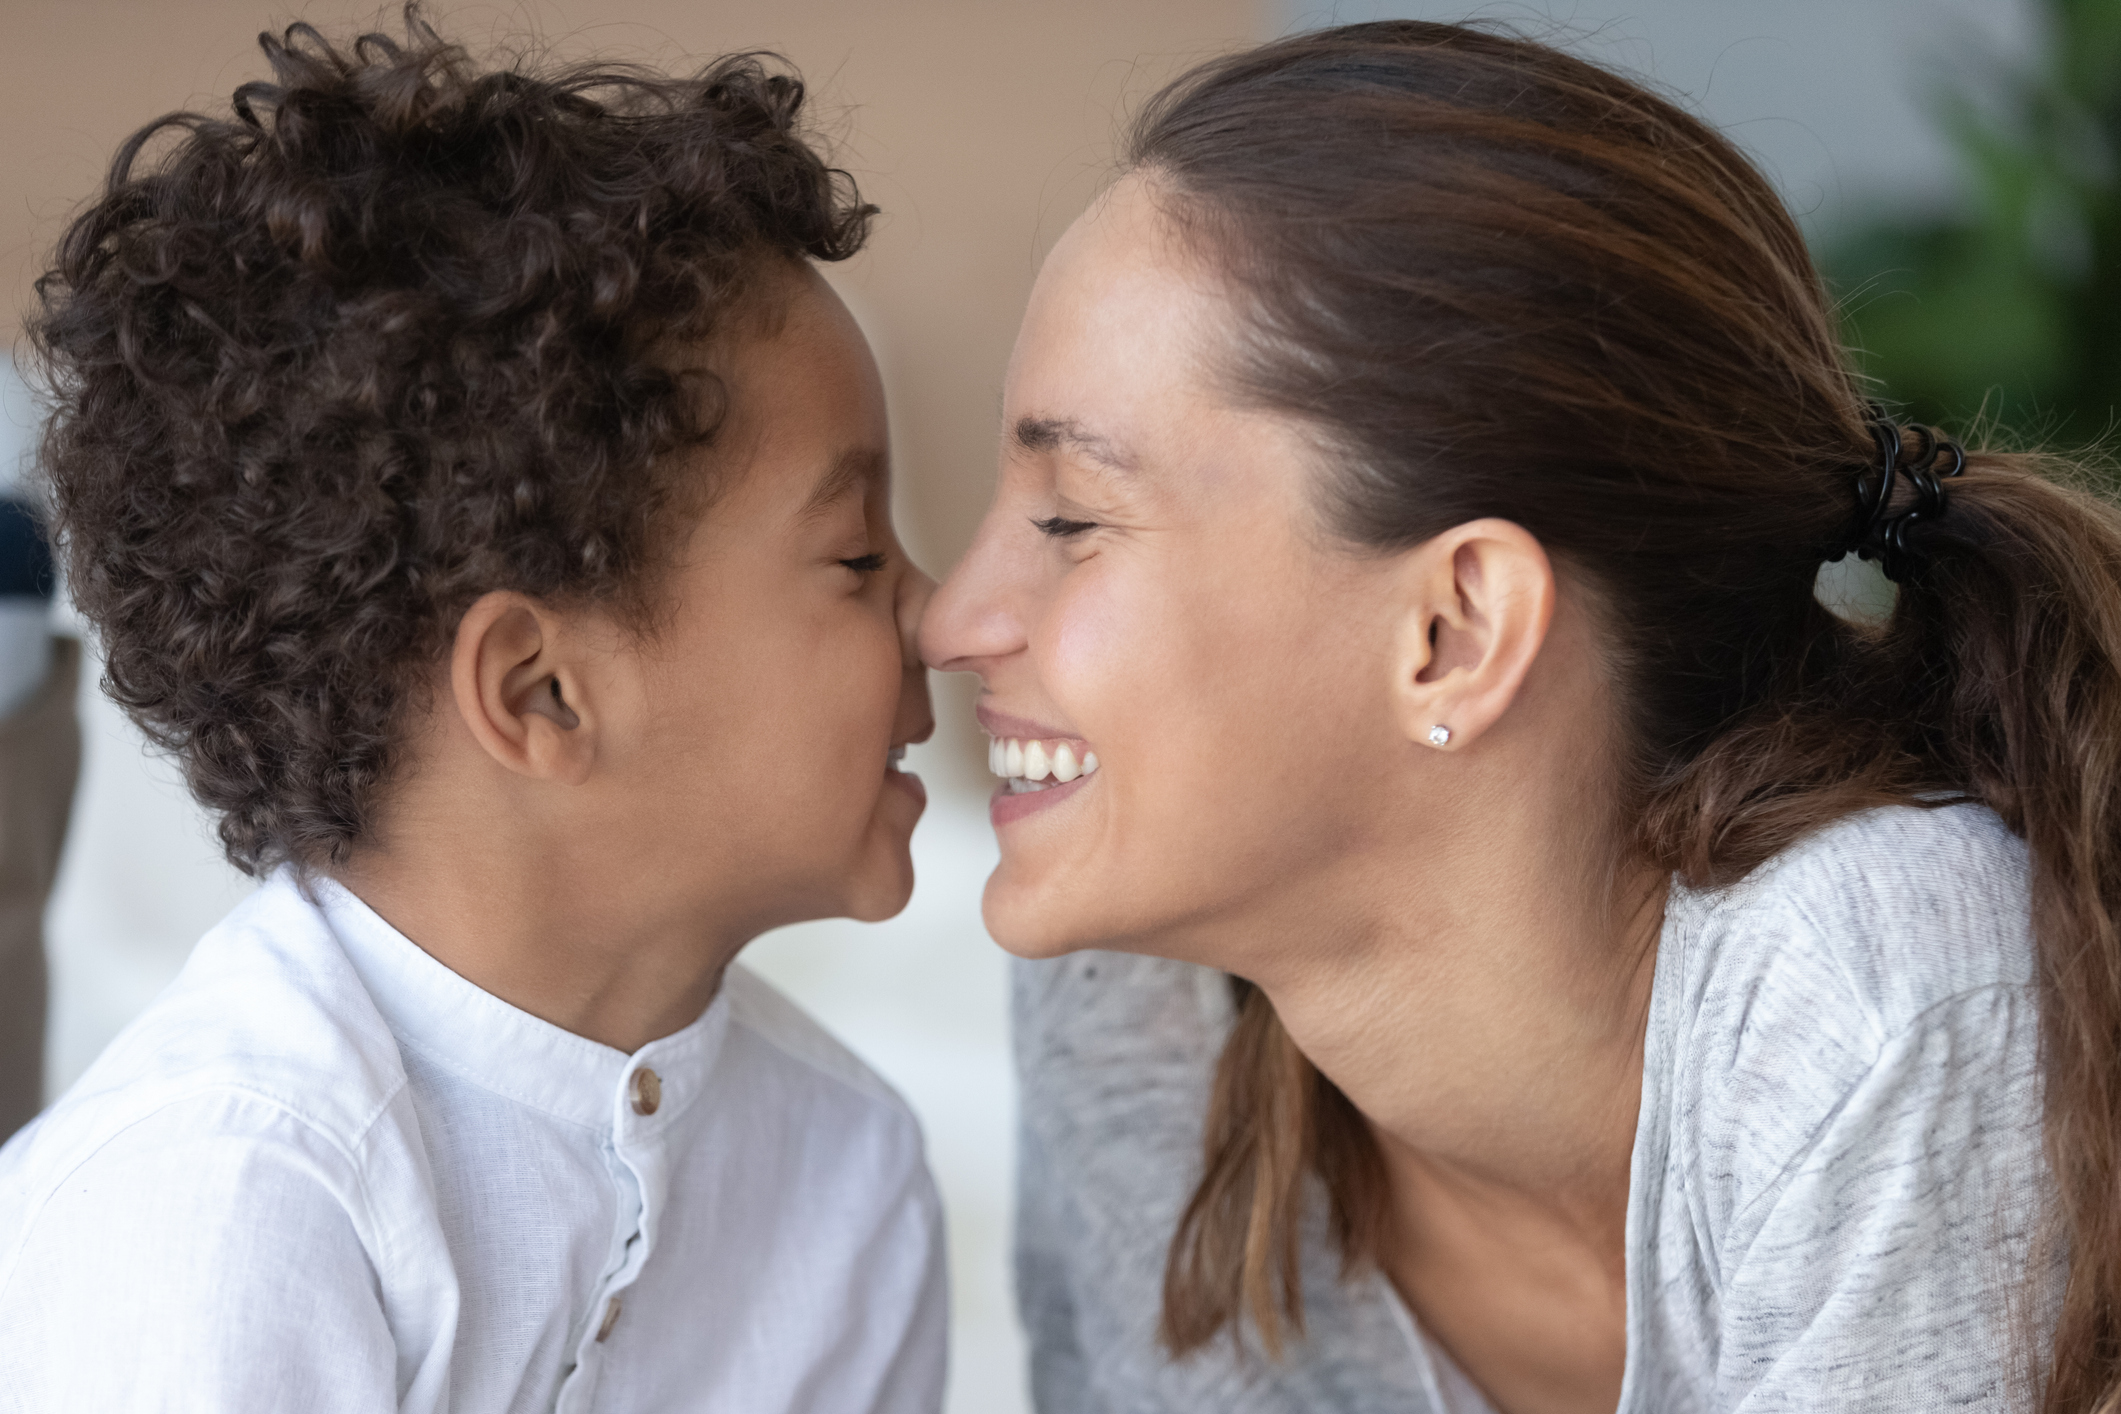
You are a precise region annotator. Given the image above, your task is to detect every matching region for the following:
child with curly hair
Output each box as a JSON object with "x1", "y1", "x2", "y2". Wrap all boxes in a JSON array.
[{"x1": 0, "y1": 12, "x2": 943, "y2": 1412}]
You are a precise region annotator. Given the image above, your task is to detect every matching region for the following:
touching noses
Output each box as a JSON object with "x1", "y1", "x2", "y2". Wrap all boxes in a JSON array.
[
  {"x1": 895, "y1": 562, "x2": 938, "y2": 746},
  {"x1": 897, "y1": 562, "x2": 937, "y2": 668}
]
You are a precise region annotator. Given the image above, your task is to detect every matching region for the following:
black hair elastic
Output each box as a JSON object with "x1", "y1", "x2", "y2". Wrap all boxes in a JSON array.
[{"x1": 1850, "y1": 402, "x2": 1965, "y2": 582}]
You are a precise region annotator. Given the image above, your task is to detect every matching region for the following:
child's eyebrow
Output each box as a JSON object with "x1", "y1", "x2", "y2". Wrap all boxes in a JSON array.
[{"x1": 797, "y1": 446, "x2": 886, "y2": 521}]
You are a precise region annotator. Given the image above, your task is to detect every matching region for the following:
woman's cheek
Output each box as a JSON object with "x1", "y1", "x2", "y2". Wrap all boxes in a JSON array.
[{"x1": 1040, "y1": 565, "x2": 1162, "y2": 736}]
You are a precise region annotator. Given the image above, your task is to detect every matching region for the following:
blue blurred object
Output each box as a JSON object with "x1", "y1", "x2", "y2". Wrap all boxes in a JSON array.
[{"x1": 0, "y1": 501, "x2": 53, "y2": 601}]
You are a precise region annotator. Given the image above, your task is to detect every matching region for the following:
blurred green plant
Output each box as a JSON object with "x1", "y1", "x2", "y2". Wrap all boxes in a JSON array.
[{"x1": 1822, "y1": 0, "x2": 2121, "y2": 451}]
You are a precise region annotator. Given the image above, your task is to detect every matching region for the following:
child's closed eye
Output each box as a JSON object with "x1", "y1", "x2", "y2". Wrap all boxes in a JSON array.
[{"x1": 839, "y1": 552, "x2": 888, "y2": 574}]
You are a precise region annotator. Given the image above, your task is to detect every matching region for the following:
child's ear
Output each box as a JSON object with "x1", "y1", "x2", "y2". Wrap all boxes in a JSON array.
[{"x1": 450, "y1": 591, "x2": 595, "y2": 786}]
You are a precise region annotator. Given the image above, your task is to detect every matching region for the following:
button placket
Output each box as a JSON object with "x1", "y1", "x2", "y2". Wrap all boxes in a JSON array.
[
  {"x1": 553, "y1": 1140, "x2": 646, "y2": 1414},
  {"x1": 582, "y1": 1058, "x2": 670, "y2": 1376}
]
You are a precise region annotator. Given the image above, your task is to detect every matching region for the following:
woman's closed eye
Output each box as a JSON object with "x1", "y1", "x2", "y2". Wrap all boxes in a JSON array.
[{"x1": 1032, "y1": 515, "x2": 1099, "y2": 539}]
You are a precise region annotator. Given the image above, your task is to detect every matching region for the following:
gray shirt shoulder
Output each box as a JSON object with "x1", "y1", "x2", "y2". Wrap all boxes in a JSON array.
[
  {"x1": 1016, "y1": 803, "x2": 2056, "y2": 1413},
  {"x1": 1013, "y1": 951, "x2": 1429, "y2": 1414},
  {"x1": 1632, "y1": 803, "x2": 2050, "y2": 1412}
]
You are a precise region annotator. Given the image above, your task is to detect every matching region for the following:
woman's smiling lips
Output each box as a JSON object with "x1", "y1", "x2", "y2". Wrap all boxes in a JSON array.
[{"x1": 976, "y1": 704, "x2": 1098, "y2": 827}]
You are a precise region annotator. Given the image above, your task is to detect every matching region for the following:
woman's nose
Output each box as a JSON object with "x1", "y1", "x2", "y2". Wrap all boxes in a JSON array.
[
  {"x1": 918, "y1": 566, "x2": 971, "y2": 674},
  {"x1": 920, "y1": 529, "x2": 1024, "y2": 674}
]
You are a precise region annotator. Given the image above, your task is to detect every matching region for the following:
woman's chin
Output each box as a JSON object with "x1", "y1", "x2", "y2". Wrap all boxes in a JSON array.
[{"x1": 981, "y1": 875, "x2": 1105, "y2": 960}]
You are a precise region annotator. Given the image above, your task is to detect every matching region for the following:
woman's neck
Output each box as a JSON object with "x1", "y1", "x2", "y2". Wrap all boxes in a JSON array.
[
  {"x1": 1260, "y1": 846, "x2": 1662, "y2": 1202},
  {"x1": 1249, "y1": 766, "x2": 1664, "y2": 1414}
]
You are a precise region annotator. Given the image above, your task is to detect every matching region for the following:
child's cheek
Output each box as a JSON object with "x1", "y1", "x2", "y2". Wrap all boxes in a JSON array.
[{"x1": 840, "y1": 606, "x2": 904, "y2": 740}]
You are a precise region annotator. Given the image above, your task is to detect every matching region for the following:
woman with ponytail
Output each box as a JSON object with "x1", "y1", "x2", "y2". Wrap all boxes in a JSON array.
[{"x1": 923, "y1": 20, "x2": 2119, "y2": 1414}]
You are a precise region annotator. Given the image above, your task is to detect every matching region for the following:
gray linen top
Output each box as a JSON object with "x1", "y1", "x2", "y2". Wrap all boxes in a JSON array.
[{"x1": 1014, "y1": 803, "x2": 2059, "y2": 1413}]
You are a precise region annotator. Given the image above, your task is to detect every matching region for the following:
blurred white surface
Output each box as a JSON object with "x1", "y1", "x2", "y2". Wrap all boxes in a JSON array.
[
  {"x1": 0, "y1": 359, "x2": 34, "y2": 496},
  {"x1": 0, "y1": 604, "x2": 50, "y2": 720}
]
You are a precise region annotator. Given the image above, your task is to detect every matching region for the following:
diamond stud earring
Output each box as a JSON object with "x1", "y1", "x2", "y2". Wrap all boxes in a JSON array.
[{"x1": 1427, "y1": 724, "x2": 1452, "y2": 747}]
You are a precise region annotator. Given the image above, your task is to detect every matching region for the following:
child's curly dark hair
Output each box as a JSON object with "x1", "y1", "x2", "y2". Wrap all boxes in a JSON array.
[{"x1": 29, "y1": 7, "x2": 873, "y2": 874}]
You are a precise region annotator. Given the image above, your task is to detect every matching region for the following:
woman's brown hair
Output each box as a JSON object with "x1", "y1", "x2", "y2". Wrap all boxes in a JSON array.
[{"x1": 1140, "y1": 22, "x2": 2121, "y2": 1410}]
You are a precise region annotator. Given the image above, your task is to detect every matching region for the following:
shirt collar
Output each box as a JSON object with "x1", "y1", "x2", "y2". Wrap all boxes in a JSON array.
[{"x1": 299, "y1": 868, "x2": 731, "y2": 1134}]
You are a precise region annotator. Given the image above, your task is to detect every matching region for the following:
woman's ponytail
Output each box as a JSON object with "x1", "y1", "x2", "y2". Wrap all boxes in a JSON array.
[
  {"x1": 1693, "y1": 451, "x2": 2121, "y2": 1408},
  {"x1": 1643, "y1": 444, "x2": 2121, "y2": 1406},
  {"x1": 1906, "y1": 460, "x2": 2121, "y2": 1411}
]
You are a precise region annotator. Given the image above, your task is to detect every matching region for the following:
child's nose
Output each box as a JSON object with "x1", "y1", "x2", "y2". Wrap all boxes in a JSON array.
[
  {"x1": 896, "y1": 566, "x2": 938, "y2": 747},
  {"x1": 897, "y1": 563, "x2": 937, "y2": 668}
]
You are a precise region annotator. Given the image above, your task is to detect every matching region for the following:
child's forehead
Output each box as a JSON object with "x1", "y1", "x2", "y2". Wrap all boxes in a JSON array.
[
  {"x1": 710, "y1": 435, "x2": 889, "y2": 535},
  {"x1": 679, "y1": 386, "x2": 889, "y2": 536},
  {"x1": 692, "y1": 286, "x2": 884, "y2": 474},
  {"x1": 794, "y1": 443, "x2": 887, "y2": 510}
]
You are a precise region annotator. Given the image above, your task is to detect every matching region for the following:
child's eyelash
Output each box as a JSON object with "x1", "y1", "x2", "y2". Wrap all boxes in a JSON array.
[
  {"x1": 1032, "y1": 516, "x2": 1099, "y2": 538},
  {"x1": 840, "y1": 552, "x2": 887, "y2": 573}
]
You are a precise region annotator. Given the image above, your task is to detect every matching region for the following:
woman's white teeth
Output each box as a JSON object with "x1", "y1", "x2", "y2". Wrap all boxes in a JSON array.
[
  {"x1": 887, "y1": 745, "x2": 907, "y2": 772},
  {"x1": 988, "y1": 737, "x2": 1099, "y2": 788}
]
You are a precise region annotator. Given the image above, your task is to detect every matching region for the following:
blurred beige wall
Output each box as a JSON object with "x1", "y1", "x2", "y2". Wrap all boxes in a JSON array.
[{"x1": 0, "y1": 0, "x2": 1269, "y2": 781}]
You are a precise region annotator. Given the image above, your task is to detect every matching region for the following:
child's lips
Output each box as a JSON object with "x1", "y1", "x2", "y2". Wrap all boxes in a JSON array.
[{"x1": 884, "y1": 764, "x2": 927, "y2": 808}]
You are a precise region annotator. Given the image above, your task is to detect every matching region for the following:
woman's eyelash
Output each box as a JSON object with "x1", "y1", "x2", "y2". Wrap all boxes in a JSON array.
[
  {"x1": 840, "y1": 552, "x2": 887, "y2": 574},
  {"x1": 1032, "y1": 516, "x2": 1099, "y2": 538}
]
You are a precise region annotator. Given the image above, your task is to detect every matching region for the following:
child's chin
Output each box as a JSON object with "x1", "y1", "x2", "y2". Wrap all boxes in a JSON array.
[
  {"x1": 841, "y1": 847, "x2": 916, "y2": 922},
  {"x1": 844, "y1": 891, "x2": 912, "y2": 924}
]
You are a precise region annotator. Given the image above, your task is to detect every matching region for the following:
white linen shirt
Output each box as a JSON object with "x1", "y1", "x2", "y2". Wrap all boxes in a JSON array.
[{"x1": 0, "y1": 869, "x2": 948, "y2": 1413}]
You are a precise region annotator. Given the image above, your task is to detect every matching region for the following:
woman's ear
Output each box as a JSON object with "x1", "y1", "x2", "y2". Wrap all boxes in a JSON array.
[
  {"x1": 450, "y1": 591, "x2": 597, "y2": 786},
  {"x1": 1388, "y1": 518, "x2": 1555, "y2": 752}
]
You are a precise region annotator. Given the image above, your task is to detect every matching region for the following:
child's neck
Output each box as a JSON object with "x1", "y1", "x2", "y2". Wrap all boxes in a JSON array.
[{"x1": 333, "y1": 833, "x2": 745, "y2": 1055}]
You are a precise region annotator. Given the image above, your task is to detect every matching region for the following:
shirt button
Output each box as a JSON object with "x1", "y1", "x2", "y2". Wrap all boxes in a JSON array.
[
  {"x1": 630, "y1": 1067, "x2": 661, "y2": 1116},
  {"x1": 596, "y1": 1295, "x2": 622, "y2": 1342}
]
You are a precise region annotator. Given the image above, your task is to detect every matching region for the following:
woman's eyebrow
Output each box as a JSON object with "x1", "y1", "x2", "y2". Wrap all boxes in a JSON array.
[
  {"x1": 797, "y1": 445, "x2": 885, "y2": 520},
  {"x1": 1012, "y1": 415, "x2": 1137, "y2": 474}
]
